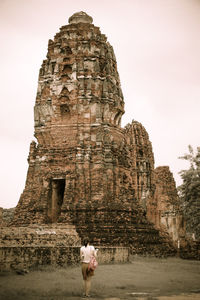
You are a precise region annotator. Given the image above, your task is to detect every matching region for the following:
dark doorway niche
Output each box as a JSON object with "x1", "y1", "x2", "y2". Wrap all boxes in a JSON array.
[
  {"x1": 48, "y1": 179, "x2": 65, "y2": 223},
  {"x1": 139, "y1": 149, "x2": 143, "y2": 157}
]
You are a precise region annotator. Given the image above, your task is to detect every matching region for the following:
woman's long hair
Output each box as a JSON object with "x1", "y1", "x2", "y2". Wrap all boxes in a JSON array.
[{"x1": 83, "y1": 238, "x2": 89, "y2": 247}]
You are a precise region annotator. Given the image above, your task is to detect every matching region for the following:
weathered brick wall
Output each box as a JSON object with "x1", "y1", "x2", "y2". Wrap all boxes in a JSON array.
[
  {"x1": 147, "y1": 166, "x2": 185, "y2": 243},
  {"x1": 0, "y1": 246, "x2": 129, "y2": 271},
  {"x1": 0, "y1": 208, "x2": 15, "y2": 226},
  {"x1": 0, "y1": 225, "x2": 81, "y2": 247}
]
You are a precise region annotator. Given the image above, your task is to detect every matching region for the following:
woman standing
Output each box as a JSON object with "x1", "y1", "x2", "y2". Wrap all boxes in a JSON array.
[{"x1": 80, "y1": 238, "x2": 98, "y2": 297}]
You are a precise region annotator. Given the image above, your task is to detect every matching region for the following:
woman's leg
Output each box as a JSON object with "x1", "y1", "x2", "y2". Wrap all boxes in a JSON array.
[
  {"x1": 85, "y1": 277, "x2": 91, "y2": 296},
  {"x1": 83, "y1": 279, "x2": 87, "y2": 296}
]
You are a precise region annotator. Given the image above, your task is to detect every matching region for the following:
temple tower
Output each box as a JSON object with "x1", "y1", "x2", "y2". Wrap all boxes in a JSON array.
[
  {"x1": 12, "y1": 12, "x2": 180, "y2": 256},
  {"x1": 125, "y1": 121, "x2": 154, "y2": 210},
  {"x1": 13, "y1": 12, "x2": 129, "y2": 225}
]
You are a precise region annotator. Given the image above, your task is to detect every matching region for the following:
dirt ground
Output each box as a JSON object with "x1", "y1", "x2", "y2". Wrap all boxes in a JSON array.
[{"x1": 0, "y1": 256, "x2": 200, "y2": 300}]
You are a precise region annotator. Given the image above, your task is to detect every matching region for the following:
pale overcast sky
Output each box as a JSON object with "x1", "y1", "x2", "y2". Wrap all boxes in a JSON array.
[{"x1": 0, "y1": 0, "x2": 200, "y2": 208}]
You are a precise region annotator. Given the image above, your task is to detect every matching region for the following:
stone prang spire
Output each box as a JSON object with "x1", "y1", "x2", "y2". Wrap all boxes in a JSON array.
[
  {"x1": 68, "y1": 11, "x2": 93, "y2": 24},
  {"x1": 12, "y1": 12, "x2": 183, "y2": 256},
  {"x1": 34, "y1": 11, "x2": 124, "y2": 149}
]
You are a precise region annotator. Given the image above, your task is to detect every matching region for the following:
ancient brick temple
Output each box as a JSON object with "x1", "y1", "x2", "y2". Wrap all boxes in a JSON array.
[{"x1": 12, "y1": 12, "x2": 184, "y2": 255}]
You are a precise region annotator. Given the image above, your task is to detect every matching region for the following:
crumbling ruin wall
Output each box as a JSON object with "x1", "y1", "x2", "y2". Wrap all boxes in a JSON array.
[
  {"x1": 0, "y1": 246, "x2": 129, "y2": 271},
  {"x1": 0, "y1": 208, "x2": 15, "y2": 226},
  {"x1": 0, "y1": 225, "x2": 130, "y2": 271},
  {"x1": 147, "y1": 166, "x2": 185, "y2": 243}
]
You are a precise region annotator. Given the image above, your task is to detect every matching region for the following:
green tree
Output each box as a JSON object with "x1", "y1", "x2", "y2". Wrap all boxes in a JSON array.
[{"x1": 178, "y1": 145, "x2": 200, "y2": 240}]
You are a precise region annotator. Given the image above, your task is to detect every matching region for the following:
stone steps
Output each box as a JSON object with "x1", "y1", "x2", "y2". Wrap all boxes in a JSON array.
[{"x1": 73, "y1": 209, "x2": 176, "y2": 256}]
